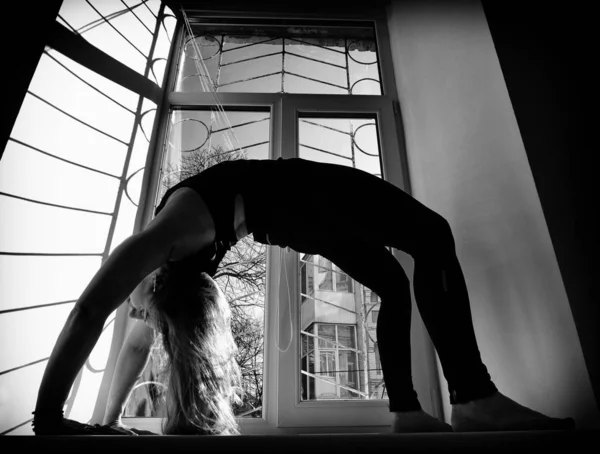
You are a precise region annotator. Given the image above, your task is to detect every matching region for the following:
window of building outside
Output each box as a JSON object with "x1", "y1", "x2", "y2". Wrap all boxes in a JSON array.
[{"x1": 0, "y1": 0, "x2": 417, "y2": 435}]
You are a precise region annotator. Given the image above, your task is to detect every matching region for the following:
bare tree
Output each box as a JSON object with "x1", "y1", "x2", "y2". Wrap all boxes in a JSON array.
[{"x1": 125, "y1": 145, "x2": 266, "y2": 418}]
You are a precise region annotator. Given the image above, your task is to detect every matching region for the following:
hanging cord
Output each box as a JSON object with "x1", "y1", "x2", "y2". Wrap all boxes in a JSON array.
[
  {"x1": 181, "y1": 9, "x2": 242, "y2": 154},
  {"x1": 266, "y1": 235, "x2": 294, "y2": 353},
  {"x1": 277, "y1": 246, "x2": 294, "y2": 353},
  {"x1": 182, "y1": 9, "x2": 294, "y2": 354}
]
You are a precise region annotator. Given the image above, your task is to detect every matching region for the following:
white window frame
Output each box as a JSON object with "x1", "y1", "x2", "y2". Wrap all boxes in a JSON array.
[{"x1": 120, "y1": 9, "x2": 442, "y2": 435}]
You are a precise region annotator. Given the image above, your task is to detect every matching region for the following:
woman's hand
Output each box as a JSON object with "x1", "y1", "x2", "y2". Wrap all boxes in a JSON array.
[
  {"x1": 106, "y1": 419, "x2": 157, "y2": 435},
  {"x1": 32, "y1": 414, "x2": 130, "y2": 435}
]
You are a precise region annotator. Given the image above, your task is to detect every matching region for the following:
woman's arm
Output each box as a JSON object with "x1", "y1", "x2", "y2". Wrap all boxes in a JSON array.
[
  {"x1": 103, "y1": 320, "x2": 155, "y2": 425},
  {"x1": 33, "y1": 228, "x2": 173, "y2": 426},
  {"x1": 33, "y1": 188, "x2": 216, "y2": 431}
]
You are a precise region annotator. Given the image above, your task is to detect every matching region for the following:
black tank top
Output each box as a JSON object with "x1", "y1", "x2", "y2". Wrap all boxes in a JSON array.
[{"x1": 154, "y1": 158, "x2": 281, "y2": 274}]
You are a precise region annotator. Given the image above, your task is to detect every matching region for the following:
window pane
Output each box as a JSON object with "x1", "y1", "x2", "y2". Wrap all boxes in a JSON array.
[
  {"x1": 0, "y1": 141, "x2": 119, "y2": 213},
  {"x1": 175, "y1": 23, "x2": 382, "y2": 95},
  {"x1": 10, "y1": 94, "x2": 128, "y2": 176},
  {"x1": 372, "y1": 309, "x2": 379, "y2": 324},
  {"x1": 335, "y1": 266, "x2": 354, "y2": 293},
  {"x1": 300, "y1": 254, "x2": 314, "y2": 303},
  {"x1": 0, "y1": 256, "x2": 100, "y2": 312},
  {"x1": 0, "y1": 197, "x2": 111, "y2": 254},
  {"x1": 317, "y1": 256, "x2": 333, "y2": 291},
  {"x1": 320, "y1": 351, "x2": 336, "y2": 378},
  {"x1": 0, "y1": 362, "x2": 46, "y2": 434},
  {"x1": 338, "y1": 350, "x2": 360, "y2": 398},
  {"x1": 318, "y1": 324, "x2": 336, "y2": 349},
  {"x1": 338, "y1": 325, "x2": 356, "y2": 350},
  {"x1": 1, "y1": 30, "x2": 156, "y2": 430},
  {"x1": 298, "y1": 115, "x2": 387, "y2": 403},
  {"x1": 0, "y1": 304, "x2": 74, "y2": 374}
]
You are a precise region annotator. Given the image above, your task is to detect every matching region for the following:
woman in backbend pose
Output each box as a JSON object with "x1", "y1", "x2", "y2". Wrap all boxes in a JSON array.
[{"x1": 33, "y1": 157, "x2": 574, "y2": 435}]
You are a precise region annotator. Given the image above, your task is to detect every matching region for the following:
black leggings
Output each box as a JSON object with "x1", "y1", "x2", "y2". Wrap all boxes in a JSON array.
[{"x1": 253, "y1": 159, "x2": 498, "y2": 412}]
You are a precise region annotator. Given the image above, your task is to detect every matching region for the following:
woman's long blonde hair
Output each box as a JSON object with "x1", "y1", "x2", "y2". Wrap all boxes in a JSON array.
[{"x1": 149, "y1": 259, "x2": 243, "y2": 435}]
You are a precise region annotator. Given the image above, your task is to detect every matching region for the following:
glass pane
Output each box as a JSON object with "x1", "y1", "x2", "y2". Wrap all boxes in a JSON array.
[
  {"x1": 220, "y1": 55, "x2": 282, "y2": 91},
  {"x1": 0, "y1": 256, "x2": 101, "y2": 312},
  {"x1": 175, "y1": 23, "x2": 381, "y2": 95},
  {"x1": 0, "y1": 196, "x2": 111, "y2": 254},
  {"x1": 320, "y1": 351, "x2": 336, "y2": 378},
  {"x1": 152, "y1": 11, "x2": 176, "y2": 86},
  {"x1": 338, "y1": 350, "x2": 360, "y2": 398},
  {"x1": 299, "y1": 115, "x2": 387, "y2": 402},
  {"x1": 299, "y1": 117, "x2": 381, "y2": 175},
  {"x1": 300, "y1": 254, "x2": 315, "y2": 303},
  {"x1": 338, "y1": 325, "x2": 356, "y2": 349},
  {"x1": 57, "y1": 0, "x2": 169, "y2": 77},
  {"x1": 58, "y1": 0, "x2": 147, "y2": 75},
  {"x1": 128, "y1": 108, "x2": 270, "y2": 419},
  {"x1": 335, "y1": 266, "x2": 354, "y2": 293},
  {"x1": 0, "y1": 362, "x2": 46, "y2": 434},
  {"x1": 0, "y1": 141, "x2": 119, "y2": 213},
  {"x1": 348, "y1": 40, "x2": 381, "y2": 95},
  {"x1": 318, "y1": 324, "x2": 336, "y2": 348},
  {"x1": 284, "y1": 52, "x2": 347, "y2": 92},
  {"x1": 47, "y1": 50, "x2": 139, "y2": 112},
  {"x1": 123, "y1": 0, "x2": 157, "y2": 32},
  {"x1": 91, "y1": 0, "x2": 154, "y2": 56},
  {"x1": 10, "y1": 93, "x2": 128, "y2": 176},
  {"x1": 0, "y1": 304, "x2": 74, "y2": 374},
  {"x1": 317, "y1": 256, "x2": 333, "y2": 291},
  {"x1": 1, "y1": 33, "x2": 155, "y2": 429}
]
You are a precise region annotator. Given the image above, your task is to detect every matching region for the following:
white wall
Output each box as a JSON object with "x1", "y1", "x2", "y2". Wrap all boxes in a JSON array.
[{"x1": 386, "y1": 0, "x2": 599, "y2": 428}]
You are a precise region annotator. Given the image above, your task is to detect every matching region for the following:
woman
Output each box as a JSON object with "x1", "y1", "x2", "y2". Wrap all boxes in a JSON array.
[{"x1": 33, "y1": 157, "x2": 574, "y2": 435}]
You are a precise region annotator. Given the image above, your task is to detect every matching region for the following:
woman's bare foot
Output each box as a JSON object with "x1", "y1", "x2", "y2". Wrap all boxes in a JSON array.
[
  {"x1": 451, "y1": 391, "x2": 576, "y2": 432},
  {"x1": 392, "y1": 410, "x2": 453, "y2": 433}
]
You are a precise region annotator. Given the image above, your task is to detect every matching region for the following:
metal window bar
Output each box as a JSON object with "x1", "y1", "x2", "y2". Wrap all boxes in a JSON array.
[
  {"x1": 300, "y1": 370, "x2": 367, "y2": 398},
  {"x1": 85, "y1": 0, "x2": 148, "y2": 59},
  {"x1": 26, "y1": 91, "x2": 130, "y2": 146},
  {"x1": 299, "y1": 293, "x2": 357, "y2": 316},
  {"x1": 119, "y1": 0, "x2": 154, "y2": 35},
  {"x1": 57, "y1": 14, "x2": 80, "y2": 35},
  {"x1": 43, "y1": 50, "x2": 136, "y2": 115},
  {"x1": 300, "y1": 367, "x2": 383, "y2": 375},
  {"x1": 73, "y1": 1, "x2": 150, "y2": 35},
  {"x1": 7, "y1": 139, "x2": 121, "y2": 179},
  {"x1": 301, "y1": 330, "x2": 363, "y2": 355},
  {"x1": 0, "y1": 191, "x2": 114, "y2": 217},
  {"x1": 0, "y1": 252, "x2": 103, "y2": 257},
  {"x1": 0, "y1": 300, "x2": 77, "y2": 315},
  {"x1": 0, "y1": 4, "x2": 170, "y2": 434},
  {"x1": 299, "y1": 258, "x2": 348, "y2": 276},
  {"x1": 0, "y1": 358, "x2": 49, "y2": 377},
  {"x1": 184, "y1": 29, "x2": 380, "y2": 94}
]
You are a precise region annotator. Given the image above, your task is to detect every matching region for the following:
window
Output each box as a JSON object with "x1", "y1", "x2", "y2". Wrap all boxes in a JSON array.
[
  {"x1": 300, "y1": 254, "x2": 315, "y2": 303},
  {"x1": 301, "y1": 255, "x2": 353, "y2": 295},
  {"x1": 317, "y1": 256, "x2": 333, "y2": 291},
  {"x1": 370, "y1": 291, "x2": 379, "y2": 302},
  {"x1": 302, "y1": 324, "x2": 360, "y2": 400},
  {"x1": 2, "y1": 1, "x2": 439, "y2": 436},
  {"x1": 372, "y1": 310, "x2": 379, "y2": 324}
]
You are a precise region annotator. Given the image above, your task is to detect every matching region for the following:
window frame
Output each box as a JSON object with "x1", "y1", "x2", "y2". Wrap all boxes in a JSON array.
[{"x1": 120, "y1": 8, "x2": 441, "y2": 435}]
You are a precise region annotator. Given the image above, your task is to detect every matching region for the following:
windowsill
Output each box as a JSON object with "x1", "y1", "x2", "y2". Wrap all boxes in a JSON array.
[{"x1": 122, "y1": 417, "x2": 393, "y2": 435}]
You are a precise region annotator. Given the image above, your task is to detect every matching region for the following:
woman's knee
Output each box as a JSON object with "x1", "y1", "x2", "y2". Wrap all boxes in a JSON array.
[{"x1": 416, "y1": 213, "x2": 456, "y2": 257}]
